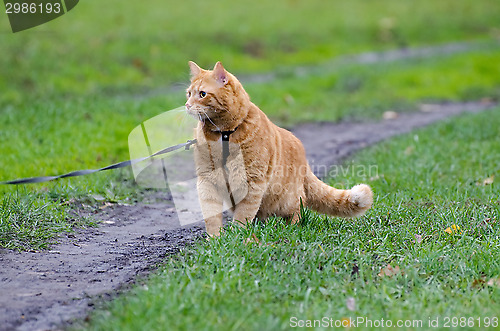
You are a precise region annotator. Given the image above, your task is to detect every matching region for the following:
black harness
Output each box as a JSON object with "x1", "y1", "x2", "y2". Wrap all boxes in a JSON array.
[
  {"x1": 221, "y1": 130, "x2": 235, "y2": 171},
  {"x1": 220, "y1": 130, "x2": 237, "y2": 207}
]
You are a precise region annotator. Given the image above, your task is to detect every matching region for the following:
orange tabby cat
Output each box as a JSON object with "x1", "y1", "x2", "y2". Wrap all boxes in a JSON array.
[{"x1": 186, "y1": 61, "x2": 373, "y2": 236}]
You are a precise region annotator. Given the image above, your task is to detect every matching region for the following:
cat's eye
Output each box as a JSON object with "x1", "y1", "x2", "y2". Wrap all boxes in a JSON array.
[
  {"x1": 199, "y1": 91, "x2": 207, "y2": 98},
  {"x1": 187, "y1": 91, "x2": 191, "y2": 97}
]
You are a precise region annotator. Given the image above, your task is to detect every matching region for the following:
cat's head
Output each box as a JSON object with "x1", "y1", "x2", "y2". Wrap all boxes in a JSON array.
[{"x1": 185, "y1": 61, "x2": 249, "y2": 130}]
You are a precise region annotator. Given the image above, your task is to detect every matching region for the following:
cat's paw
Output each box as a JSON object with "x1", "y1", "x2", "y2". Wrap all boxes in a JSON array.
[{"x1": 349, "y1": 184, "x2": 373, "y2": 209}]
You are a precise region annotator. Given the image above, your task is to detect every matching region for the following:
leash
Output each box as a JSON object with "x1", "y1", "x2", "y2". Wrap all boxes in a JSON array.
[{"x1": 1, "y1": 139, "x2": 197, "y2": 185}]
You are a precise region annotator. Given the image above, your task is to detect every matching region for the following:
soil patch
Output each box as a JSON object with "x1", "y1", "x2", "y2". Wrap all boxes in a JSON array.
[{"x1": 0, "y1": 101, "x2": 496, "y2": 330}]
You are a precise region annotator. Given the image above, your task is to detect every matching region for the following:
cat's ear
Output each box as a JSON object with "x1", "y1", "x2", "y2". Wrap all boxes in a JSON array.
[
  {"x1": 188, "y1": 61, "x2": 201, "y2": 79},
  {"x1": 213, "y1": 61, "x2": 228, "y2": 86}
]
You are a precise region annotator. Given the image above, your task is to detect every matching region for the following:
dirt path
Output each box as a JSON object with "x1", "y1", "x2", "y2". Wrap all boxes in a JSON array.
[
  {"x1": 292, "y1": 101, "x2": 496, "y2": 178},
  {"x1": 0, "y1": 101, "x2": 496, "y2": 331}
]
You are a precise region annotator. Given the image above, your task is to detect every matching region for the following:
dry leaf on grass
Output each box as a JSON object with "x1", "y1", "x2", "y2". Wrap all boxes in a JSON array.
[
  {"x1": 244, "y1": 233, "x2": 260, "y2": 245},
  {"x1": 487, "y1": 276, "x2": 500, "y2": 288},
  {"x1": 444, "y1": 224, "x2": 461, "y2": 234},
  {"x1": 477, "y1": 175, "x2": 495, "y2": 186},
  {"x1": 341, "y1": 317, "x2": 352, "y2": 328},
  {"x1": 99, "y1": 202, "x2": 115, "y2": 210},
  {"x1": 471, "y1": 278, "x2": 486, "y2": 289},
  {"x1": 484, "y1": 175, "x2": 495, "y2": 185},
  {"x1": 91, "y1": 194, "x2": 105, "y2": 201},
  {"x1": 383, "y1": 111, "x2": 399, "y2": 120},
  {"x1": 378, "y1": 264, "x2": 403, "y2": 278}
]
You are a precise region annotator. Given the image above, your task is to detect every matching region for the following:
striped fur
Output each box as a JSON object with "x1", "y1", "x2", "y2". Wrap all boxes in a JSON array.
[{"x1": 186, "y1": 61, "x2": 373, "y2": 236}]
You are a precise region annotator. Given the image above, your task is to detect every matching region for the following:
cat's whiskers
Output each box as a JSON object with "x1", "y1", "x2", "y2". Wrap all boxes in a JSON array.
[
  {"x1": 197, "y1": 113, "x2": 205, "y2": 127},
  {"x1": 202, "y1": 110, "x2": 221, "y2": 132}
]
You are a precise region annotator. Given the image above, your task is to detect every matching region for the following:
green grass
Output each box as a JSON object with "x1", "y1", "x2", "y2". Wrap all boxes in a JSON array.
[
  {"x1": 1, "y1": 0, "x2": 500, "y2": 105},
  {"x1": 82, "y1": 109, "x2": 500, "y2": 330},
  {"x1": 246, "y1": 44, "x2": 500, "y2": 123},
  {"x1": 1, "y1": 1, "x2": 500, "y2": 249},
  {"x1": 0, "y1": 190, "x2": 93, "y2": 250},
  {"x1": 2, "y1": 45, "x2": 500, "y2": 187},
  {"x1": 1, "y1": 47, "x2": 500, "y2": 250},
  {"x1": 1, "y1": 0, "x2": 499, "y2": 325}
]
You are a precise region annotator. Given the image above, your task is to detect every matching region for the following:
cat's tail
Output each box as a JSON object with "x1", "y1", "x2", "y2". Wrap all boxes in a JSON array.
[{"x1": 304, "y1": 171, "x2": 373, "y2": 217}]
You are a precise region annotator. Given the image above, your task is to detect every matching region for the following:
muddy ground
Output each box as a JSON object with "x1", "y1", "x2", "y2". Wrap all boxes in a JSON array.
[{"x1": 0, "y1": 101, "x2": 496, "y2": 331}]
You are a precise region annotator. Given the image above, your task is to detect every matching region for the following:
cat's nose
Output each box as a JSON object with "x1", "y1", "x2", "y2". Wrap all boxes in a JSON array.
[{"x1": 185, "y1": 102, "x2": 192, "y2": 110}]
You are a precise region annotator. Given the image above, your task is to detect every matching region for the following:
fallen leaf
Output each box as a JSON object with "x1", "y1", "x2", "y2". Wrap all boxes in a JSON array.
[
  {"x1": 471, "y1": 278, "x2": 486, "y2": 289},
  {"x1": 346, "y1": 297, "x2": 356, "y2": 311},
  {"x1": 483, "y1": 175, "x2": 495, "y2": 185},
  {"x1": 244, "y1": 233, "x2": 260, "y2": 245},
  {"x1": 444, "y1": 224, "x2": 461, "y2": 234},
  {"x1": 487, "y1": 276, "x2": 500, "y2": 288},
  {"x1": 341, "y1": 317, "x2": 352, "y2": 329},
  {"x1": 91, "y1": 194, "x2": 105, "y2": 201},
  {"x1": 99, "y1": 202, "x2": 114, "y2": 210},
  {"x1": 383, "y1": 111, "x2": 398, "y2": 120},
  {"x1": 378, "y1": 264, "x2": 402, "y2": 278}
]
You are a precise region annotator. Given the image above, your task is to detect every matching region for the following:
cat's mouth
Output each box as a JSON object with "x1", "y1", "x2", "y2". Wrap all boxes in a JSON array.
[
  {"x1": 186, "y1": 106, "x2": 224, "y2": 130},
  {"x1": 185, "y1": 107, "x2": 210, "y2": 122}
]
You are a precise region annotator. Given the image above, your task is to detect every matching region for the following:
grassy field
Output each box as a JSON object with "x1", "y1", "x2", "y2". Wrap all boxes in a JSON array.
[
  {"x1": 2, "y1": 0, "x2": 500, "y2": 105},
  {"x1": 1, "y1": 0, "x2": 500, "y2": 328},
  {"x1": 0, "y1": 0, "x2": 498, "y2": 276},
  {"x1": 82, "y1": 109, "x2": 500, "y2": 331},
  {"x1": 2, "y1": 43, "x2": 500, "y2": 249}
]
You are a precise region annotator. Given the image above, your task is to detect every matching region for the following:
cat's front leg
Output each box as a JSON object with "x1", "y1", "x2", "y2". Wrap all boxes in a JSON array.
[
  {"x1": 232, "y1": 181, "x2": 266, "y2": 226},
  {"x1": 197, "y1": 179, "x2": 224, "y2": 236}
]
